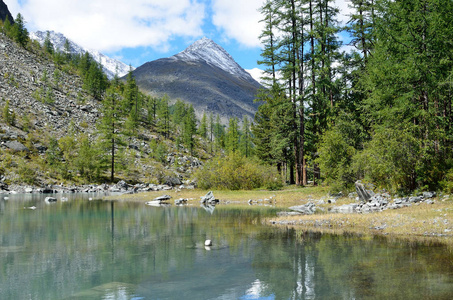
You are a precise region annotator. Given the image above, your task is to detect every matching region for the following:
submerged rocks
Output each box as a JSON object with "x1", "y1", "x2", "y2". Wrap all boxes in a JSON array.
[{"x1": 44, "y1": 196, "x2": 57, "y2": 203}]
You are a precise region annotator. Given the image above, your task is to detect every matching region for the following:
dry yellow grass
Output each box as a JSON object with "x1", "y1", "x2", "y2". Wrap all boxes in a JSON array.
[{"x1": 270, "y1": 199, "x2": 453, "y2": 246}]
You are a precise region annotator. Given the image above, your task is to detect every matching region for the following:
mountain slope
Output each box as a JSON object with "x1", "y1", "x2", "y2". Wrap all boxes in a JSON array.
[
  {"x1": 30, "y1": 31, "x2": 131, "y2": 79},
  {"x1": 133, "y1": 38, "x2": 261, "y2": 124},
  {"x1": 0, "y1": 31, "x2": 100, "y2": 138}
]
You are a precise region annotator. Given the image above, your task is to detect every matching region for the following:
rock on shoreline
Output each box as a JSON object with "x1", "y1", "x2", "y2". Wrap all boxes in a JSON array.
[{"x1": 0, "y1": 180, "x2": 196, "y2": 195}]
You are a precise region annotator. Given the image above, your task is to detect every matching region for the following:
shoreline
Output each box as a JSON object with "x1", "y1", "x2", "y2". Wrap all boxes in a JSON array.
[{"x1": 4, "y1": 183, "x2": 453, "y2": 246}]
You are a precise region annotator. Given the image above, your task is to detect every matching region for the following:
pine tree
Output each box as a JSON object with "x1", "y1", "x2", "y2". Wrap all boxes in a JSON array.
[
  {"x1": 44, "y1": 31, "x2": 54, "y2": 55},
  {"x1": 11, "y1": 13, "x2": 28, "y2": 47}
]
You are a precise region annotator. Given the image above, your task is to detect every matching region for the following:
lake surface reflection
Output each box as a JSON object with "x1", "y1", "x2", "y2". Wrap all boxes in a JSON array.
[{"x1": 0, "y1": 195, "x2": 453, "y2": 299}]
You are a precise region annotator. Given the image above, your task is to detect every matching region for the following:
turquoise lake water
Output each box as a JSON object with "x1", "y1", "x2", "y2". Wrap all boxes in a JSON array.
[{"x1": 0, "y1": 194, "x2": 452, "y2": 299}]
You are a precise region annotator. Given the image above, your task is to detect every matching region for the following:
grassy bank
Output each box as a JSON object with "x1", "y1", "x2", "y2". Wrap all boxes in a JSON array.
[{"x1": 107, "y1": 186, "x2": 453, "y2": 246}]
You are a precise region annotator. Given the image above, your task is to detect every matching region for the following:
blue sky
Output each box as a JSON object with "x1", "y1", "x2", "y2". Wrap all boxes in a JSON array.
[{"x1": 6, "y1": 0, "x2": 352, "y2": 71}]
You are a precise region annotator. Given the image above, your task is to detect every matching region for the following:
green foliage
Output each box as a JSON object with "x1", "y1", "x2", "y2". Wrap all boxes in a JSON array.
[
  {"x1": 239, "y1": 116, "x2": 254, "y2": 158},
  {"x1": 199, "y1": 112, "x2": 208, "y2": 139},
  {"x1": 353, "y1": 124, "x2": 420, "y2": 193},
  {"x1": 150, "y1": 139, "x2": 168, "y2": 164},
  {"x1": 9, "y1": 13, "x2": 29, "y2": 47},
  {"x1": 182, "y1": 104, "x2": 197, "y2": 154},
  {"x1": 195, "y1": 152, "x2": 281, "y2": 190},
  {"x1": 156, "y1": 95, "x2": 170, "y2": 138},
  {"x1": 2, "y1": 99, "x2": 15, "y2": 126},
  {"x1": 316, "y1": 114, "x2": 366, "y2": 191},
  {"x1": 43, "y1": 31, "x2": 54, "y2": 55},
  {"x1": 98, "y1": 84, "x2": 126, "y2": 182}
]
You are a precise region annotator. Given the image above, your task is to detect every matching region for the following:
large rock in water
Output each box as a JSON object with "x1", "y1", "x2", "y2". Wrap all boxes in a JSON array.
[
  {"x1": 200, "y1": 191, "x2": 219, "y2": 204},
  {"x1": 355, "y1": 180, "x2": 373, "y2": 201}
]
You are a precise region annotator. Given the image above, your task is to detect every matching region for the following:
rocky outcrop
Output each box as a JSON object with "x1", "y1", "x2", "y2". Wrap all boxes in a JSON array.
[{"x1": 331, "y1": 191, "x2": 438, "y2": 213}]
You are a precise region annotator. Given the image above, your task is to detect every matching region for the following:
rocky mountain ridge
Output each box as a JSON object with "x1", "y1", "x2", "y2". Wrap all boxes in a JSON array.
[
  {"x1": 133, "y1": 38, "x2": 262, "y2": 124},
  {"x1": 30, "y1": 30, "x2": 132, "y2": 79},
  {"x1": 173, "y1": 37, "x2": 254, "y2": 82}
]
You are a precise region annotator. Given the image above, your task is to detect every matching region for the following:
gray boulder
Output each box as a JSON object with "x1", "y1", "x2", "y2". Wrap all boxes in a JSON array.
[
  {"x1": 175, "y1": 198, "x2": 188, "y2": 205},
  {"x1": 154, "y1": 195, "x2": 172, "y2": 201},
  {"x1": 355, "y1": 180, "x2": 373, "y2": 201},
  {"x1": 422, "y1": 191, "x2": 436, "y2": 199},
  {"x1": 200, "y1": 191, "x2": 219, "y2": 204},
  {"x1": 3, "y1": 140, "x2": 29, "y2": 152}
]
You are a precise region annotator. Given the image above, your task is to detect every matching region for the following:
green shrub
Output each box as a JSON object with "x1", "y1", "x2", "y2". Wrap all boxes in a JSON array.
[
  {"x1": 353, "y1": 124, "x2": 420, "y2": 193},
  {"x1": 194, "y1": 151, "x2": 281, "y2": 190}
]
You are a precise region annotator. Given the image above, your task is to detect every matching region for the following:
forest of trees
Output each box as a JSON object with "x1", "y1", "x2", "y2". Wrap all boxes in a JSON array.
[
  {"x1": 252, "y1": 0, "x2": 453, "y2": 194},
  {"x1": 4, "y1": 2, "x2": 453, "y2": 194}
]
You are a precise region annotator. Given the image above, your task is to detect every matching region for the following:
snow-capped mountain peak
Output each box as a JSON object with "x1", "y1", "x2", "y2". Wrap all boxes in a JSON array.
[
  {"x1": 174, "y1": 37, "x2": 253, "y2": 81},
  {"x1": 30, "y1": 31, "x2": 132, "y2": 79}
]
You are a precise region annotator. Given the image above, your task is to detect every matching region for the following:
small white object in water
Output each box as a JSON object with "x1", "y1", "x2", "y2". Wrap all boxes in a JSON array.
[
  {"x1": 61, "y1": 197, "x2": 68, "y2": 202},
  {"x1": 205, "y1": 239, "x2": 212, "y2": 246},
  {"x1": 25, "y1": 206, "x2": 36, "y2": 210},
  {"x1": 4, "y1": 197, "x2": 9, "y2": 200},
  {"x1": 88, "y1": 197, "x2": 93, "y2": 201}
]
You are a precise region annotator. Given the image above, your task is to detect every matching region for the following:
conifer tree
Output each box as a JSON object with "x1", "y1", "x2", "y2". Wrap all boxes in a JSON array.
[
  {"x1": 239, "y1": 116, "x2": 253, "y2": 158},
  {"x1": 199, "y1": 112, "x2": 208, "y2": 139},
  {"x1": 98, "y1": 85, "x2": 125, "y2": 182},
  {"x1": 156, "y1": 95, "x2": 170, "y2": 139},
  {"x1": 183, "y1": 104, "x2": 197, "y2": 154},
  {"x1": 11, "y1": 13, "x2": 28, "y2": 47},
  {"x1": 44, "y1": 31, "x2": 54, "y2": 55},
  {"x1": 225, "y1": 117, "x2": 240, "y2": 153}
]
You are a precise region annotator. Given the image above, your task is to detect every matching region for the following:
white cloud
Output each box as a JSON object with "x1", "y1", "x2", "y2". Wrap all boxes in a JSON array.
[
  {"x1": 211, "y1": 0, "x2": 355, "y2": 49},
  {"x1": 10, "y1": 0, "x2": 206, "y2": 52},
  {"x1": 246, "y1": 68, "x2": 265, "y2": 84},
  {"x1": 335, "y1": 0, "x2": 354, "y2": 25},
  {"x1": 211, "y1": 0, "x2": 264, "y2": 48},
  {"x1": 7, "y1": 0, "x2": 355, "y2": 57}
]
